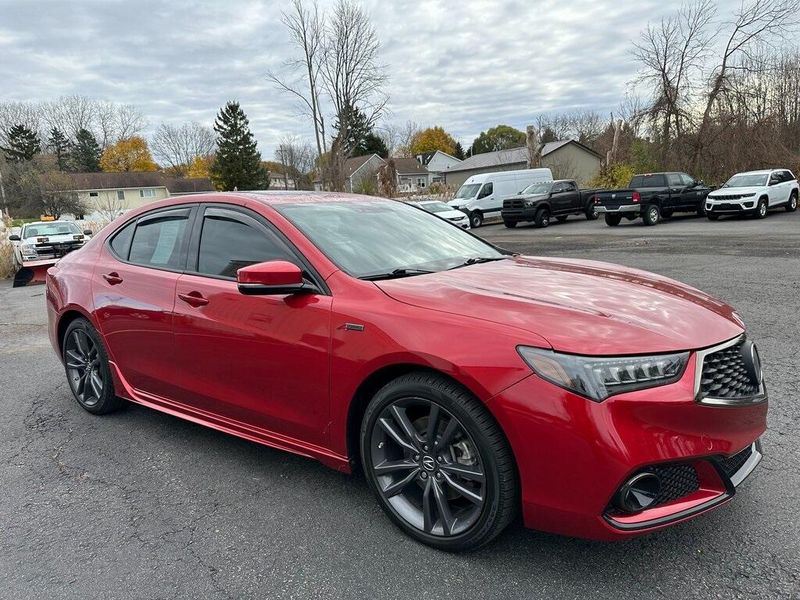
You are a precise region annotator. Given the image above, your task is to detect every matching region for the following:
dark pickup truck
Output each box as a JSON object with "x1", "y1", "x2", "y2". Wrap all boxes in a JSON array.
[
  {"x1": 594, "y1": 172, "x2": 713, "y2": 226},
  {"x1": 501, "y1": 179, "x2": 601, "y2": 228}
]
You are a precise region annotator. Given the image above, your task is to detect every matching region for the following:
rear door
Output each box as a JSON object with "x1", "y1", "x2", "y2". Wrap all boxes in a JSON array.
[
  {"x1": 171, "y1": 205, "x2": 332, "y2": 445},
  {"x1": 767, "y1": 171, "x2": 787, "y2": 205},
  {"x1": 666, "y1": 173, "x2": 685, "y2": 210},
  {"x1": 92, "y1": 206, "x2": 194, "y2": 397},
  {"x1": 550, "y1": 182, "x2": 575, "y2": 214}
]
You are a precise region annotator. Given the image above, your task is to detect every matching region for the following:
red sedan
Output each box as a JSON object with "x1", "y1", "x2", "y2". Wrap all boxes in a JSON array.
[{"x1": 46, "y1": 192, "x2": 766, "y2": 551}]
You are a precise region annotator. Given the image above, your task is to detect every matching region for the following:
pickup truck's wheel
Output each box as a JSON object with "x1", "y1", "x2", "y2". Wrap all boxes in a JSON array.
[
  {"x1": 707, "y1": 213, "x2": 720, "y2": 221},
  {"x1": 556, "y1": 216, "x2": 568, "y2": 223},
  {"x1": 469, "y1": 211, "x2": 483, "y2": 228},
  {"x1": 755, "y1": 198, "x2": 768, "y2": 219},
  {"x1": 360, "y1": 372, "x2": 518, "y2": 551},
  {"x1": 502, "y1": 220, "x2": 516, "y2": 228},
  {"x1": 585, "y1": 205, "x2": 599, "y2": 220},
  {"x1": 534, "y1": 208, "x2": 551, "y2": 228},
  {"x1": 787, "y1": 191, "x2": 797, "y2": 212},
  {"x1": 643, "y1": 205, "x2": 661, "y2": 226},
  {"x1": 62, "y1": 318, "x2": 123, "y2": 415},
  {"x1": 604, "y1": 214, "x2": 622, "y2": 227}
]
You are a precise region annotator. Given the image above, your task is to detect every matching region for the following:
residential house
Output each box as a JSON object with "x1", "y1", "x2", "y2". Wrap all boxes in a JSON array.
[
  {"x1": 416, "y1": 150, "x2": 462, "y2": 184},
  {"x1": 392, "y1": 158, "x2": 430, "y2": 193},
  {"x1": 342, "y1": 154, "x2": 386, "y2": 193},
  {"x1": 444, "y1": 140, "x2": 602, "y2": 188}
]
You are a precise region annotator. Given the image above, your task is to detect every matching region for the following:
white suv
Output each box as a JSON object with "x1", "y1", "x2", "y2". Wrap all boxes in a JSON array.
[{"x1": 706, "y1": 169, "x2": 798, "y2": 219}]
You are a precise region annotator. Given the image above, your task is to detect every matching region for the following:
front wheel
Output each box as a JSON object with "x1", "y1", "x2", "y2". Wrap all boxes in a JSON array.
[
  {"x1": 787, "y1": 192, "x2": 797, "y2": 212},
  {"x1": 534, "y1": 208, "x2": 551, "y2": 228},
  {"x1": 604, "y1": 214, "x2": 622, "y2": 227},
  {"x1": 642, "y1": 205, "x2": 661, "y2": 226},
  {"x1": 585, "y1": 205, "x2": 599, "y2": 220},
  {"x1": 755, "y1": 198, "x2": 768, "y2": 219},
  {"x1": 469, "y1": 211, "x2": 483, "y2": 228},
  {"x1": 360, "y1": 372, "x2": 518, "y2": 552}
]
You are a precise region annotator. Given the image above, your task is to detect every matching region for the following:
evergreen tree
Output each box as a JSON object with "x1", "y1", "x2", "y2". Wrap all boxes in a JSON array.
[
  {"x1": 353, "y1": 132, "x2": 388, "y2": 158},
  {"x1": 210, "y1": 101, "x2": 268, "y2": 191},
  {"x1": 48, "y1": 127, "x2": 71, "y2": 171},
  {"x1": 332, "y1": 105, "x2": 371, "y2": 157},
  {"x1": 2, "y1": 124, "x2": 41, "y2": 162},
  {"x1": 453, "y1": 141, "x2": 465, "y2": 160},
  {"x1": 70, "y1": 128, "x2": 102, "y2": 172}
]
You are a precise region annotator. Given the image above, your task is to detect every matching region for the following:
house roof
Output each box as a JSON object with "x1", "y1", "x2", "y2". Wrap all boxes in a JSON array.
[
  {"x1": 446, "y1": 140, "x2": 601, "y2": 173},
  {"x1": 345, "y1": 154, "x2": 385, "y2": 178},
  {"x1": 60, "y1": 172, "x2": 214, "y2": 193},
  {"x1": 390, "y1": 157, "x2": 428, "y2": 175},
  {"x1": 416, "y1": 150, "x2": 460, "y2": 166}
]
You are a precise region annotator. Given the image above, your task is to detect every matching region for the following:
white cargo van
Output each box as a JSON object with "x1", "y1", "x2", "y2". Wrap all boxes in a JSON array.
[{"x1": 448, "y1": 168, "x2": 553, "y2": 227}]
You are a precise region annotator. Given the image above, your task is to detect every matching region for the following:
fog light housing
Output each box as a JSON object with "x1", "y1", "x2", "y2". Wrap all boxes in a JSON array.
[{"x1": 614, "y1": 472, "x2": 661, "y2": 513}]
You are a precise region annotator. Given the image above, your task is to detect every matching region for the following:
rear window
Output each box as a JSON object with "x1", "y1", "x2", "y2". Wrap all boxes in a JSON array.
[
  {"x1": 629, "y1": 174, "x2": 667, "y2": 188},
  {"x1": 128, "y1": 211, "x2": 190, "y2": 269}
]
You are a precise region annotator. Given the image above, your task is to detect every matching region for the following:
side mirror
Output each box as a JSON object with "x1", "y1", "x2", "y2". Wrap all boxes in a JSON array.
[
  {"x1": 8, "y1": 234, "x2": 20, "y2": 241},
  {"x1": 83, "y1": 229, "x2": 93, "y2": 236},
  {"x1": 237, "y1": 260, "x2": 309, "y2": 295}
]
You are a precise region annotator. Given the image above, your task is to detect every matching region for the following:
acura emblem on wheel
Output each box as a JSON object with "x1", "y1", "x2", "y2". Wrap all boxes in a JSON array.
[{"x1": 421, "y1": 455, "x2": 436, "y2": 471}]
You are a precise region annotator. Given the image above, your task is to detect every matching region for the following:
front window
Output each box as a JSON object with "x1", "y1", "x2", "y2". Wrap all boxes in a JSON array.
[
  {"x1": 23, "y1": 222, "x2": 81, "y2": 238},
  {"x1": 277, "y1": 200, "x2": 504, "y2": 279},
  {"x1": 454, "y1": 183, "x2": 481, "y2": 199},
  {"x1": 521, "y1": 182, "x2": 551, "y2": 195},
  {"x1": 722, "y1": 174, "x2": 768, "y2": 188}
]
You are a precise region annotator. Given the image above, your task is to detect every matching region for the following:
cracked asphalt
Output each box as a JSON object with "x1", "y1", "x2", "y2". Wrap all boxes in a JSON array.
[{"x1": 1, "y1": 211, "x2": 798, "y2": 599}]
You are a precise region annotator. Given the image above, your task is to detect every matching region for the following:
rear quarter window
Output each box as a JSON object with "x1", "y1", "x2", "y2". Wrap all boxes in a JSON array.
[
  {"x1": 109, "y1": 221, "x2": 135, "y2": 260},
  {"x1": 630, "y1": 174, "x2": 667, "y2": 188}
]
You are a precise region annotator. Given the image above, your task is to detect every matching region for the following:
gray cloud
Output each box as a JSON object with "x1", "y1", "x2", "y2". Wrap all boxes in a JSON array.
[{"x1": 1, "y1": 0, "x2": 740, "y2": 157}]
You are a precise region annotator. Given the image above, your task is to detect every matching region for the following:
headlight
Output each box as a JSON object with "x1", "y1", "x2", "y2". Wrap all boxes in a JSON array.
[
  {"x1": 20, "y1": 243, "x2": 38, "y2": 257},
  {"x1": 524, "y1": 200, "x2": 536, "y2": 207},
  {"x1": 740, "y1": 192, "x2": 755, "y2": 197},
  {"x1": 517, "y1": 346, "x2": 689, "y2": 401}
]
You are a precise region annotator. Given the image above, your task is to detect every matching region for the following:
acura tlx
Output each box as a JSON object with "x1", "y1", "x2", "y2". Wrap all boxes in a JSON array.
[{"x1": 46, "y1": 192, "x2": 766, "y2": 551}]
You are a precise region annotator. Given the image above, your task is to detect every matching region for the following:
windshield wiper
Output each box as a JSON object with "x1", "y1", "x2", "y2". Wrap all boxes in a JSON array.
[
  {"x1": 360, "y1": 268, "x2": 435, "y2": 281},
  {"x1": 448, "y1": 256, "x2": 508, "y2": 270}
]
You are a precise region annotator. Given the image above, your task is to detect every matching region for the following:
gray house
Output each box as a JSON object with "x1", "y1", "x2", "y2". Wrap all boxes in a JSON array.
[
  {"x1": 444, "y1": 140, "x2": 602, "y2": 188},
  {"x1": 343, "y1": 154, "x2": 386, "y2": 193}
]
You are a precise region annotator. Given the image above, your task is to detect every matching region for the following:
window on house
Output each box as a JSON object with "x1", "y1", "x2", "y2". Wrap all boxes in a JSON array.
[
  {"x1": 117, "y1": 190, "x2": 125, "y2": 201},
  {"x1": 140, "y1": 189, "x2": 156, "y2": 198},
  {"x1": 417, "y1": 178, "x2": 426, "y2": 188}
]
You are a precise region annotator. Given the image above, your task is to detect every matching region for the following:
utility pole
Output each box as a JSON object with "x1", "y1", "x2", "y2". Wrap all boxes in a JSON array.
[{"x1": 0, "y1": 165, "x2": 7, "y2": 220}]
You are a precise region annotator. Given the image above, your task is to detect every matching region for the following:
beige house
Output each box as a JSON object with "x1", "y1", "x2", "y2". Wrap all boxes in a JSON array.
[{"x1": 444, "y1": 140, "x2": 602, "y2": 188}]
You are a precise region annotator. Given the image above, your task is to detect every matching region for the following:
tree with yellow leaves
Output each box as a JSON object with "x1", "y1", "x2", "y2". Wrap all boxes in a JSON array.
[
  {"x1": 100, "y1": 136, "x2": 159, "y2": 172},
  {"x1": 409, "y1": 126, "x2": 457, "y2": 157},
  {"x1": 186, "y1": 155, "x2": 213, "y2": 178}
]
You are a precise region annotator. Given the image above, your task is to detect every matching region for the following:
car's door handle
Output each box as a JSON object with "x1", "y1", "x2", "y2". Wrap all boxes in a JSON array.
[
  {"x1": 102, "y1": 272, "x2": 123, "y2": 285},
  {"x1": 178, "y1": 291, "x2": 209, "y2": 307}
]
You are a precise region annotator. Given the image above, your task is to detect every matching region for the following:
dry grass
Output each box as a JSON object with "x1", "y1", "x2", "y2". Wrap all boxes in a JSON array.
[{"x1": 0, "y1": 230, "x2": 15, "y2": 280}]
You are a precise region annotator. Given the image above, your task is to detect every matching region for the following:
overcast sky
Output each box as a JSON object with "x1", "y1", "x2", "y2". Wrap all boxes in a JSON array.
[{"x1": 1, "y1": 0, "x2": 739, "y2": 157}]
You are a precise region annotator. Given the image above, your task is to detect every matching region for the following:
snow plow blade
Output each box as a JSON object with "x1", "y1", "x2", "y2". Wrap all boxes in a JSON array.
[{"x1": 13, "y1": 261, "x2": 55, "y2": 288}]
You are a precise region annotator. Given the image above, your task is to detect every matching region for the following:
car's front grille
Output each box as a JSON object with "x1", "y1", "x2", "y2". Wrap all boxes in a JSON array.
[
  {"x1": 699, "y1": 338, "x2": 760, "y2": 400},
  {"x1": 503, "y1": 199, "x2": 524, "y2": 209},
  {"x1": 650, "y1": 464, "x2": 700, "y2": 506},
  {"x1": 711, "y1": 194, "x2": 747, "y2": 201},
  {"x1": 717, "y1": 445, "x2": 753, "y2": 479}
]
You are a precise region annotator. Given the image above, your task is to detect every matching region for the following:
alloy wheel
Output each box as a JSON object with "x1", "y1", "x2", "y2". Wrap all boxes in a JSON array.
[
  {"x1": 64, "y1": 329, "x2": 104, "y2": 407},
  {"x1": 369, "y1": 398, "x2": 486, "y2": 537}
]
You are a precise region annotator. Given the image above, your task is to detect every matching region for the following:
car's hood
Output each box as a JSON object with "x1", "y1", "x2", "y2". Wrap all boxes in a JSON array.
[
  {"x1": 505, "y1": 193, "x2": 549, "y2": 202},
  {"x1": 448, "y1": 199, "x2": 474, "y2": 207},
  {"x1": 708, "y1": 186, "x2": 763, "y2": 197},
  {"x1": 436, "y1": 209, "x2": 468, "y2": 219},
  {"x1": 374, "y1": 257, "x2": 743, "y2": 355}
]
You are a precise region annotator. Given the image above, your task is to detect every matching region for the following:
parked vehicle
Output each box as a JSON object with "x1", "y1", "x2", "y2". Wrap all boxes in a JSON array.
[
  {"x1": 501, "y1": 179, "x2": 601, "y2": 228},
  {"x1": 410, "y1": 199, "x2": 470, "y2": 228},
  {"x1": 9, "y1": 220, "x2": 92, "y2": 287},
  {"x1": 706, "y1": 169, "x2": 798, "y2": 220},
  {"x1": 47, "y1": 192, "x2": 765, "y2": 551},
  {"x1": 448, "y1": 168, "x2": 553, "y2": 228},
  {"x1": 594, "y1": 172, "x2": 712, "y2": 226}
]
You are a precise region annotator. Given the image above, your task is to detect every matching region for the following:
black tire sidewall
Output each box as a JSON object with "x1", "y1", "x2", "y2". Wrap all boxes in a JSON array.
[
  {"x1": 470, "y1": 211, "x2": 483, "y2": 228},
  {"x1": 360, "y1": 375, "x2": 510, "y2": 551},
  {"x1": 62, "y1": 318, "x2": 119, "y2": 414},
  {"x1": 535, "y1": 208, "x2": 550, "y2": 228},
  {"x1": 643, "y1": 205, "x2": 660, "y2": 225},
  {"x1": 605, "y1": 214, "x2": 621, "y2": 226}
]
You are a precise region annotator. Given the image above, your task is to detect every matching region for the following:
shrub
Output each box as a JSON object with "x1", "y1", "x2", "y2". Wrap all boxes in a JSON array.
[
  {"x1": 589, "y1": 163, "x2": 635, "y2": 189},
  {"x1": 0, "y1": 230, "x2": 15, "y2": 280}
]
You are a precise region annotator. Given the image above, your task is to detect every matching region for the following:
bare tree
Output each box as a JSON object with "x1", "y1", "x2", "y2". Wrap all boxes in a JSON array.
[
  {"x1": 268, "y1": 0, "x2": 328, "y2": 170},
  {"x1": 0, "y1": 101, "x2": 43, "y2": 147},
  {"x1": 151, "y1": 122, "x2": 216, "y2": 175},
  {"x1": 274, "y1": 136, "x2": 315, "y2": 189},
  {"x1": 525, "y1": 125, "x2": 541, "y2": 168},
  {"x1": 380, "y1": 120, "x2": 420, "y2": 158}
]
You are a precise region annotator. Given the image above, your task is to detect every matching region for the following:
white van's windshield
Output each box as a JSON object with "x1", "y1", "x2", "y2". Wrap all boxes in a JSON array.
[{"x1": 455, "y1": 184, "x2": 481, "y2": 199}]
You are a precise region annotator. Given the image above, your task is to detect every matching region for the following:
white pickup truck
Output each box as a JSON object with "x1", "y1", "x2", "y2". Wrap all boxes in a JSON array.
[
  {"x1": 9, "y1": 220, "x2": 93, "y2": 286},
  {"x1": 706, "y1": 169, "x2": 799, "y2": 219}
]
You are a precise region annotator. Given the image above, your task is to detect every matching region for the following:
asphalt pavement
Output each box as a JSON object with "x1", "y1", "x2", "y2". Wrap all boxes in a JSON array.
[{"x1": 1, "y1": 210, "x2": 798, "y2": 599}]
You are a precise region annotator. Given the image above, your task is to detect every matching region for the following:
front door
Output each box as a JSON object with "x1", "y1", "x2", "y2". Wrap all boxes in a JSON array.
[{"x1": 171, "y1": 206, "x2": 332, "y2": 446}]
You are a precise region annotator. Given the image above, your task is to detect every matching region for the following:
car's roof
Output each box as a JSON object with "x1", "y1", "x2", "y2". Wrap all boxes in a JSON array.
[
  {"x1": 23, "y1": 220, "x2": 75, "y2": 226},
  {"x1": 732, "y1": 169, "x2": 777, "y2": 176},
  {"x1": 183, "y1": 191, "x2": 388, "y2": 206}
]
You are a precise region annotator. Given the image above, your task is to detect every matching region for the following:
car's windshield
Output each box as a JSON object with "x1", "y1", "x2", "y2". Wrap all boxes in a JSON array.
[
  {"x1": 22, "y1": 222, "x2": 81, "y2": 238},
  {"x1": 521, "y1": 182, "x2": 552, "y2": 195},
  {"x1": 722, "y1": 174, "x2": 769, "y2": 188},
  {"x1": 277, "y1": 200, "x2": 504, "y2": 278},
  {"x1": 454, "y1": 183, "x2": 481, "y2": 199},
  {"x1": 418, "y1": 201, "x2": 452, "y2": 214}
]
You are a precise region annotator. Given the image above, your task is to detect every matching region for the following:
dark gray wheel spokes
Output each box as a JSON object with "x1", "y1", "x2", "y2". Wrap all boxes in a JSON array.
[
  {"x1": 65, "y1": 330, "x2": 103, "y2": 407},
  {"x1": 371, "y1": 399, "x2": 486, "y2": 537}
]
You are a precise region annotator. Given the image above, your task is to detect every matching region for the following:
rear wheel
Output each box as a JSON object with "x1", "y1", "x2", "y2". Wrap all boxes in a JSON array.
[
  {"x1": 787, "y1": 191, "x2": 797, "y2": 212},
  {"x1": 502, "y1": 220, "x2": 517, "y2": 228},
  {"x1": 585, "y1": 205, "x2": 599, "y2": 220},
  {"x1": 755, "y1": 198, "x2": 768, "y2": 219},
  {"x1": 360, "y1": 372, "x2": 518, "y2": 551},
  {"x1": 62, "y1": 318, "x2": 123, "y2": 415},
  {"x1": 642, "y1": 205, "x2": 661, "y2": 226},
  {"x1": 534, "y1": 208, "x2": 551, "y2": 228},
  {"x1": 604, "y1": 214, "x2": 622, "y2": 227},
  {"x1": 469, "y1": 211, "x2": 483, "y2": 228}
]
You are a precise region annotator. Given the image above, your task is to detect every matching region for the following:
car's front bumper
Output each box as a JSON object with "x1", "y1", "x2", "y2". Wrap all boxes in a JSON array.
[
  {"x1": 595, "y1": 204, "x2": 641, "y2": 214},
  {"x1": 486, "y1": 352, "x2": 767, "y2": 540},
  {"x1": 706, "y1": 199, "x2": 757, "y2": 213}
]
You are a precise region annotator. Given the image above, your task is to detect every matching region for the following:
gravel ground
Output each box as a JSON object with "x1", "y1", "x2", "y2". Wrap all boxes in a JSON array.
[{"x1": 0, "y1": 210, "x2": 798, "y2": 599}]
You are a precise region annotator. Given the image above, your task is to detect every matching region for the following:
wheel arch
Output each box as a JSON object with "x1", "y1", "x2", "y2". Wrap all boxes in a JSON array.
[{"x1": 56, "y1": 308, "x2": 96, "y2": 359}]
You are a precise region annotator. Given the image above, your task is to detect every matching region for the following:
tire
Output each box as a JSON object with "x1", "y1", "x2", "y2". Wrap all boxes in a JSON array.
[
  {"x1": 696, "y1": 204, "x2": 706, "y2": 217},
  {"x1": 787, "y1": 191, "x2": 798, "y2": 212},
  {"x1": 604, "y1": 214, "x2": 622, "y2": 227},
  {"x1": 469, "y1": 211, "x2": 483, "y2": 228},
  {"x1": 585, "y1": 205, "x2": 599, "y2": 220},
  {"x1": 642, "y1": 205, "x2": 661, "y2": 226},
  {"x1": 502, "y1": 220, "x2": 516, "y2": 228},
  {"x1": 360, "y1": 372, "x2": 518, "y2": 552},
  {"x1": 534, "y1": 208, "x2": 551, "y2": 228},
  {"x1": 62, "y1": 318, "x2": 123, "y2": 415},
  {"x1": 755, "y1": 198, "x2": 768, "y2": 219},
  {"x1": 556, "y1": 216, "x2": 568, "y2": 223},
  {"x1": 707, "y1": 213, "x2": 720, "y2": 221}
]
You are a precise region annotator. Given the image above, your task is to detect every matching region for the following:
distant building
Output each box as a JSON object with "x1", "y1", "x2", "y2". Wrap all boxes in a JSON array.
[
  {"x1": 444, "y1": 140, "x2": 602, "y2": 188},
  {"x1": 392, "y1": 157, "x2": 430, "y2": 193},
  {"x1": 416, "y1": 150, "x2": 462, "y2": 184},
  {"x1": 340, "y1": 154, "x2": 386, "y2": 193}
]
